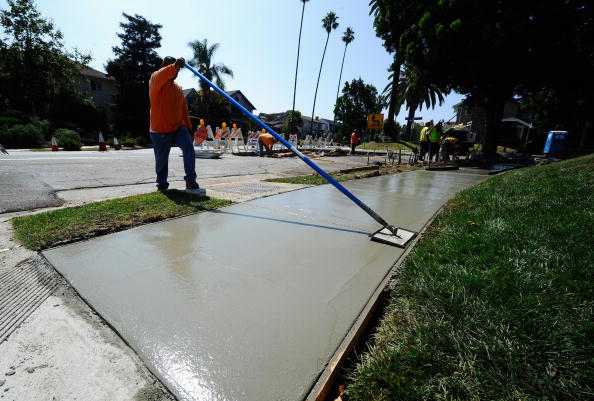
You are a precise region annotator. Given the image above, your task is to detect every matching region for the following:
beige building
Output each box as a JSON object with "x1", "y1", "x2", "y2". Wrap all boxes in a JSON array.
[{"x1": 76, "y1": 67, "x2": 117, "y2": 123}]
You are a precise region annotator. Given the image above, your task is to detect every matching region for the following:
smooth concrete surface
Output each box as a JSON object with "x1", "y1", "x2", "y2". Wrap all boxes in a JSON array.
[{"x1": 43, "y1": 170, "x2": 486, "y2": 401}]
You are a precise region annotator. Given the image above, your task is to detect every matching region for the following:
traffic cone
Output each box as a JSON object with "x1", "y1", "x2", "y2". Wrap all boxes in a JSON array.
[
  {"x1": 113, "y1": 137, "x2": 121, "y2": 150},
  {"x1": 98, "y1": 131, "x2": 107, "y2": 151},
  {"x1": 51, "y1": 135, "x2": 59, "y2": 151}
]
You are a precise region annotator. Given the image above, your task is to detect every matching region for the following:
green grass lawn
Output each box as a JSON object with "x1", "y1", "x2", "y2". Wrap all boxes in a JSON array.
[
  {"x1": 265, "y1": 165, "x2": 419, "y2": 186},
  {"x1": 358, "y1": 141, "x2": 419, "y2": 151},
  {"x1": 346, "y1": 154, "x2": 594, "y2": 400},
  {"x1": 12, "y1": 191, "x2": 232, "y2": 251}
]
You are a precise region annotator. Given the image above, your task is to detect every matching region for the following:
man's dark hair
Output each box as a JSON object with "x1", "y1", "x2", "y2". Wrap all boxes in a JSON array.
[{"x1": 162, "y1": 56, "x2": 176, "y2": 67}]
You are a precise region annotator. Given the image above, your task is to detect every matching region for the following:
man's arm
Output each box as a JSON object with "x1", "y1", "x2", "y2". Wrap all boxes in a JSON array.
[
  {"x1": 150, "y1": 58, "x2": 185, "y2": 91},
  {"x1": 150, "y1": 64, "x2": 177, "y2": 91}
]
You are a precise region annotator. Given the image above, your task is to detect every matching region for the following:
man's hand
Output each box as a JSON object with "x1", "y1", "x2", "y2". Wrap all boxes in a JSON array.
[{"x1": 174, "y1": 58, "x2": 185, "y2": 70}]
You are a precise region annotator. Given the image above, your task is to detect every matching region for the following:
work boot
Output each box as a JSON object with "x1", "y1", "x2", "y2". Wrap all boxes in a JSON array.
[{"x1": 186, "y1": 181, "x2": 200, "y2": 190}]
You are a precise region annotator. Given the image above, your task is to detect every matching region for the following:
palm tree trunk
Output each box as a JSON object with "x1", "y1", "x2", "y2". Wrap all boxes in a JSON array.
[
  {"x1": 311, "y1": 33, "x2": 330, "y2": 135},
  {"x1": 291, "y1": 1, "x2": 307, "y2": 136},
  {"x1": 406, "y1": 101, "x2": 418, "y2": 141},
  {"x1": 334, "y1": 43, "x2": 348, "y2": 126},
  {"x1": 386, "y1": 54, "x2": 402, "y2": 139}
]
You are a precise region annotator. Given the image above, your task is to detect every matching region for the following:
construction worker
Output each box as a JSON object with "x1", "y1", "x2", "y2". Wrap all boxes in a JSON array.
[
  {"x1": 419, "y1": 122, "x2": 431, "y2": 161},
  {"x1": 442, "y1": 135, "x2": 458, "y2": 161},
  {"x1": 149, "y1": 56, "x2": 199, "y2": 191},
  {"x1": 350, "y1": 129, "x2": 360, "y2": 154},
  {"x1": 258, "y1": 129, "x2": 277, "y2": 157},
  {"x1": 428, "y1": 121, "x2": 441, "y2": 161}
]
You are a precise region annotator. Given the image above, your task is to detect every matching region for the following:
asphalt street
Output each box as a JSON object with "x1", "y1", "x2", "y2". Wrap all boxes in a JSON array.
[{"x1": 0, "y1": 148, "x2": 376, "y2": 213}]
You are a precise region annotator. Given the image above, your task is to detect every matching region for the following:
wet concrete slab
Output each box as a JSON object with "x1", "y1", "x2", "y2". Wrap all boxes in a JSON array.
[{"x1": 43, "y1": 170, "x2": 486, "y2": 401}]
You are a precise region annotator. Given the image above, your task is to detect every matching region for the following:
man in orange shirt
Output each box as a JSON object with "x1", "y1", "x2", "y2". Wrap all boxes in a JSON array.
[
  {"x1": 258, "y1": 130, "x2": 277, "y2": 157},
  {"x1": 350, "y1": 129, "x2": 360, "y2": 154},
  {"x1": 149, "y1": 56, "x2": 199, "y2": 191}
]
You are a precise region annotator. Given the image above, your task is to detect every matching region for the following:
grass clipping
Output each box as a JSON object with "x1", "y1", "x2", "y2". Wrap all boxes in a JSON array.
[
  {"x1": 346, "y1": 155, "x2": 594, "y2": 400},
  {"x1": 12, "y1": 191, "x2": 232, "y2": 251}
]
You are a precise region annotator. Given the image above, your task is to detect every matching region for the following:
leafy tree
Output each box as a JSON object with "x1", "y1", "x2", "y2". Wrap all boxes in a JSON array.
[
  {"x1": 369, "y1": 0, "x2": 423, "y2": 139},
  {"x1": 334, "y1": 27, "x2": 354, "y2": 122},
  {"x1": 188, "y1": 39, "x2": 234, "y2": 116},
  {"x1": 283, "y1": 110, "x2": 303, "y2": 134},
  {"x1": 401, "y1": 0, "x2": 593, "y2": 156},
  {"x1": 105, "y1": 13, "x2": 162, "y2": 137},
  {"x1": 334, "y1": 78, "x2": 384, "y2": 138},
  {"x1": 309, "y1": 11, "x2": 338, "y2": 135},
  {"x1": 290, "y1": 0, "x2": 310, "y2": 135},
  {"x1": 0, "y1": 0, "x2": 89, "y2": 116}
]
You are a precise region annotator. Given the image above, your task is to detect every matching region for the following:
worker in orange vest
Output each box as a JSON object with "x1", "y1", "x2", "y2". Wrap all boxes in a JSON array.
[{"x1": 350, "y1": 129, "x2": 360, "y2": 155}]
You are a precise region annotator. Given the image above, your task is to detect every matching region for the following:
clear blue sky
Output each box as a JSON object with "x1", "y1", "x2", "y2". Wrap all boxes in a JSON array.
[{"x1": 3, "y1": 0, "x2": 462, "y2": 124}]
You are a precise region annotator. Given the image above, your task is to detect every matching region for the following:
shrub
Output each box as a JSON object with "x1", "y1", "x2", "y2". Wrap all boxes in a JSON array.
[
  {"x1": 120, "y1": 136, "x2": 136, "y2": 147},
  {"x1": 134, "y1": 135, "x2": 149, "y2": 147},
  {"x1": 2, "y1": 109, "x2": 28, "y2": 121},
  {"x1": 0, "y1": 116, "x2": 22, "y2": 126},
  {"x1": 30, "y1": 118, "x2": 51, "y2": 139},
  {"x1": 0, "y1": 123, "x2": 44, "y2": 148},
  {"x1": 55, "y1": 128, "x2": 82, "y2": 151}
]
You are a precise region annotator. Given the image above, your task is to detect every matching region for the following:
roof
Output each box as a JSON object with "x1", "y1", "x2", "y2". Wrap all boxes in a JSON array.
[
  {"x1": 225, "y1": 90, "x2": 256, "y2": 111},
  {"x1": 183, "y1": 88, "x2": 198, "y2": 97},
  {"x1": 80, "y1": 67, "x2": 114, "y2": 80},
  {"x1": 301, "y1": 115, "x2": 326, "y2": 124}
]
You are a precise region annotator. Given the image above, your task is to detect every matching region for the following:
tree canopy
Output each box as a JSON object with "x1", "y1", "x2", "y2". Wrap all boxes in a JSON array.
[
  {"x1": 0, "y1": 0, "x2": 89, "y2": 117},
  {"x1": 105, "y1": 13, "x2": 162, "y2": 136},
  {"x1": 334, "y1": 78, "x2": 384, "y2": 137},
  {"x1": 371, "y1": 0, "x2": 594, "y2": 154}
]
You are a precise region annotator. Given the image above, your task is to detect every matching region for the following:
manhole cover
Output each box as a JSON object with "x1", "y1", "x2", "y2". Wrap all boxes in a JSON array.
[{"x1": 215, "y1": 182, "x2": 280, "y2": 195}]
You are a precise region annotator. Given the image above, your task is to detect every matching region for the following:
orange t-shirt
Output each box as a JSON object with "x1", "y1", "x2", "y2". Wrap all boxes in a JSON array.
[
  {"x1": 149, "y1": 64, "x2": 191, "y2": 133},
  {"x1": 350, "y1": 132, "x2": 359, "y2": 145},
  {"x1": 259, "y1": 133, "x2": 276, "y2": 147}
]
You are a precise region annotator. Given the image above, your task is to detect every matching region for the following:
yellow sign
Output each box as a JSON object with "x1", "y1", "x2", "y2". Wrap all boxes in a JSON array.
[{"x1": 367, "y1": 113, "x2": 384, "y2": 129}]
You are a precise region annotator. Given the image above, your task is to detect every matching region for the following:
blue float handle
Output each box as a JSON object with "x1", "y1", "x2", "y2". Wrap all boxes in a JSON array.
[{"x1": 183, "y1": 62, "x2": 391, "y2": 229}]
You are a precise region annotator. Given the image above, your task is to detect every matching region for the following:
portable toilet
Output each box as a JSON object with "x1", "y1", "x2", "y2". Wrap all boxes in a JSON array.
[{"x1": 543, "y1": 131, "x2": 569, "y2": 156}]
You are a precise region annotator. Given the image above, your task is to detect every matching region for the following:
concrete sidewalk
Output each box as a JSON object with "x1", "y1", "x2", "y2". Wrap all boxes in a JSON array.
[{"x1": 42, "y1": 170, "x2": 487, "y2": 401}]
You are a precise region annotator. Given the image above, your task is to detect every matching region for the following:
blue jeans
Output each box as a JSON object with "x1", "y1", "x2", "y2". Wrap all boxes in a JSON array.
[{"x1": 150, "y1": 126, "x2": 197, "y2": 190}]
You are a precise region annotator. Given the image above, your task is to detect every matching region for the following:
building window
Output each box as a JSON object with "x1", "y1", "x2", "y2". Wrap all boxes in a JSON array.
[{"x1": 90, "y1": 80, "x2": 102, "y2": 91}]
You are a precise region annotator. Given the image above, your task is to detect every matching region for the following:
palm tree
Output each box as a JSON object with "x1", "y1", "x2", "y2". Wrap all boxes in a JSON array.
[
  {"x1": 310, "y1": 11, "x2": 339, "y2": 135},
  {"x1": 390, "y1": 66, "x2": 447, "y2": 140},
  {"x1": 290, "y1": 0, "x2": 310, "y2": 135},
  {"x1": 188, "y1": 39, "x2": 233, "y2": 113},
  {"x1": 334, "y1": 27, "x2": 354, "y2": 124}
]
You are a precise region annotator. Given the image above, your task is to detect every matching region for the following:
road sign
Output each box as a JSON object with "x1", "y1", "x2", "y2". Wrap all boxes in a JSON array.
[{"x1": 367, "y1": 113, "x2": 383, "y2": 129}]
